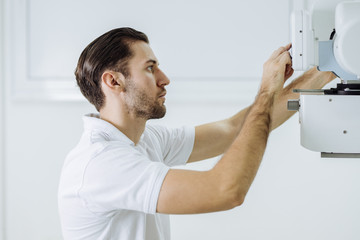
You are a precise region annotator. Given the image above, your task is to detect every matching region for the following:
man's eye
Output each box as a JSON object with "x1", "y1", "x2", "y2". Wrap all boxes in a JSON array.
[{"x1": 147, "y1": 66, "x2": 154, "y2": 72}]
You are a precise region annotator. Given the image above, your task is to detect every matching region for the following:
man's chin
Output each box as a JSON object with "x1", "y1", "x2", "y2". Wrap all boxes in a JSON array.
[{"x1": 149, "y1": 106, "x2": 166, "y2": 119}]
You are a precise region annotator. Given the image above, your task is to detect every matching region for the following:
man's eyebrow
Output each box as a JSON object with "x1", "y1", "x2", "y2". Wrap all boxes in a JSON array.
[{"x1": 145, "y1": 59, "x2": 159, "y2": 65}]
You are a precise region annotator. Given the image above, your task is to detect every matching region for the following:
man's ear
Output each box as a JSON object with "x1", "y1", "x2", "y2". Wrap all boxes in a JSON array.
[{"x1": 101, "y1": 71, "x2": 125, "y2": 93}]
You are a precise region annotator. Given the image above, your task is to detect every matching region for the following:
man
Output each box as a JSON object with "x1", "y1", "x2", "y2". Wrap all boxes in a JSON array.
[{"x1": 58, "y1": 27, "x2": 335, "y2": 239}]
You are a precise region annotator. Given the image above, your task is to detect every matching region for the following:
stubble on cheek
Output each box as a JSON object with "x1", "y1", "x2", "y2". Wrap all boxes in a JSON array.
[{"x1": 124, "y1": 80, "x2": 166, "y2": 119}]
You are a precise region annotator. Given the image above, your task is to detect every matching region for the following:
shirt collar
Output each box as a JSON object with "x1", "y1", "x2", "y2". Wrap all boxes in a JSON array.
[{"x1": 83, "y1": 113, "x2": 135, "y2": 146}]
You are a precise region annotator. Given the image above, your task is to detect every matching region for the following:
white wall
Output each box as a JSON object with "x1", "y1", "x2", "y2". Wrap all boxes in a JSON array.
[
  {"x1": 1, "y1": 0, "x2": 360, "y2": 240},
  {"x1": 0, "y1": 0, "x2": 5, "y2": 238}
]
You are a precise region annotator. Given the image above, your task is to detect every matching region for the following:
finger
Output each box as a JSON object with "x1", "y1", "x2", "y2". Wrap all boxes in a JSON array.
[
  {"x1": 269, "y1": 47, "x2": 286, "y2": 60},
  {"x1": 279, "y1": 51, "x2": 292, "y2": 65},
  {"x1": 270, "y1": 44, "x2": 292, "y2": 60},
  {"x1": 285, "y1": 68, "x2": 294, "y2": 81},
  {"x1": 288, "y1": 68, "x2": 294, "y2": 76},
  {"x1": 285, "y1": 64, "x2": 293, "y2": 75},
  {"x1": 285, "y1": 43, "x2": 292, "y2": 51}
]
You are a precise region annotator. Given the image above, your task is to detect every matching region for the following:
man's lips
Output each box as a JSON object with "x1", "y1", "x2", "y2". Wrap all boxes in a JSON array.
[{"x1": 158, "y1": 91, "x2": 167, "y2": 98}]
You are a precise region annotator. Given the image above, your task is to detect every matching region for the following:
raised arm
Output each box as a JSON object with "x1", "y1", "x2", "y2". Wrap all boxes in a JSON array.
[
  {"x1": 187, "y1": 66, "x2": 336, "y2": 163},
  {"x1": 157, "y1": 44, "x2": 292, "y2": 214}
]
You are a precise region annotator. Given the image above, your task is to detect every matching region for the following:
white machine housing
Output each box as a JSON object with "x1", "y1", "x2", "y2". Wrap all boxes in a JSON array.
[
  {"x1": 290, "y1": 1, "x2": 360, "y2": 157},
  {"x1": 333, "y1": 2, "x2": 360, "y2": 77},
  {"x1": 300, "y1": 94, "x2": 360, "y2": 154},
  {"x1": 290, "y1": 10, "x2": 315, "y2": 70}
]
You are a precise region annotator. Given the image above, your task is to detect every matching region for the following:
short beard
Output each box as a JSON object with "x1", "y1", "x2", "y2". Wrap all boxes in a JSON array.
[{"x1": 124, "y1": 79, "x2": 166, "y2": 120}]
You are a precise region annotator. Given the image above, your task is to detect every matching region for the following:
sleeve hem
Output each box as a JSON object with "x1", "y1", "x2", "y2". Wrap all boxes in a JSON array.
[
  {"x1": 144, "y1": 164, "x2": 170, "y2": 214},
  {"x1": 181, "y1": 126, "x2": 195, "y2": 165}
]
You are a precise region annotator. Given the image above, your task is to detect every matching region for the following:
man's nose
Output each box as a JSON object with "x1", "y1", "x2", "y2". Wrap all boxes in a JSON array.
[{"x1": 156, "y1": 69, "x2": 170, "y2": 87}]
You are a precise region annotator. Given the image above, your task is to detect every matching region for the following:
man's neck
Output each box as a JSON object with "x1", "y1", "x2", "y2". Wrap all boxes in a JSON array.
[{"x1": 99, "y1": 108, "x2": 147, "y2": 145}]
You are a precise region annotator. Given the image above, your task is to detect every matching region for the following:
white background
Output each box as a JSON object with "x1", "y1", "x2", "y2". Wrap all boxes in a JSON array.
[{"x1": 1, "y1": 0, "x2": 360, "y2": 239}]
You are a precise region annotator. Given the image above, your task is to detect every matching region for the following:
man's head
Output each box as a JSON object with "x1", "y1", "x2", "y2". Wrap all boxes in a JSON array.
[
  {"x1": 119, "y1": 40, "x2": 169, "y2": 120},
  {"x1": 75, "y1": 27, "x2": 149, "y2": 112}
]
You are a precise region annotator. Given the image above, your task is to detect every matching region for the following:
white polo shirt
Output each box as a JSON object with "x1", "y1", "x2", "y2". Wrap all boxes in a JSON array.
[{"x1": 58, "y1": 114, "x2": 195, "y2": 240}]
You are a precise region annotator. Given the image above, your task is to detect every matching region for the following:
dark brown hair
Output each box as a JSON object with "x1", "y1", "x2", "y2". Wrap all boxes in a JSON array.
[{"x1": 75, "y1": 27, "x2": 149, "y2": 111}]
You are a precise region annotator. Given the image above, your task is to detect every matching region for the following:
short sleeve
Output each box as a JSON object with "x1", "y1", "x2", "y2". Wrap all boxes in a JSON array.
[
  {"x1": 78, "y1": 144, "x2": 169, "y2": 214},
  {"x1": 146, "y1": 125, "x2": 195, "y2": 167}
]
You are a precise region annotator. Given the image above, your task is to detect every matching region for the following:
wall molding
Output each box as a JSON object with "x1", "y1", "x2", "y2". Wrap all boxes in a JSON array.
[
  {"x1": 5, "y1": 0, "x2": 291, "y2": 102},
  {"x1": 6, "y1": 0, "x2": 90, "y2": 101}
]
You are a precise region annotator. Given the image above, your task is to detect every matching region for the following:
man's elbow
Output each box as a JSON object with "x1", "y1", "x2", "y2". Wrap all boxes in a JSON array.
[
  {"x1": 228, "y1": 190, "x2": 245, "y2": 209},
  {"x1": 218, "y1": 185, "x2": 246, "y2": 210}
]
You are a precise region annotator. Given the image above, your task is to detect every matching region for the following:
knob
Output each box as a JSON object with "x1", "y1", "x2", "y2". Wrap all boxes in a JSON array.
[{"x1": 287, "y1": 99, "x2": 300, "y2": 111}]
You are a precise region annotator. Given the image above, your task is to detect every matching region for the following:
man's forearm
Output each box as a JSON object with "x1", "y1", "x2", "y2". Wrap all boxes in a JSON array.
[
  {"x1": 211, "y1": 90, "x2": 275, "y2": 202},
  {"x1": 270, "y1": 67, "x2": 336, "y2": 130},
  {"x1": 286, "y1": 67, "x2": 335, "y2": 91}
]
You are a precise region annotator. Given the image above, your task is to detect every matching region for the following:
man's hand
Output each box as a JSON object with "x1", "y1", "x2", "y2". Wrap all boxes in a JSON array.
[{"x1": 260, "y1": 44, "x2": 293, "y2": 94}]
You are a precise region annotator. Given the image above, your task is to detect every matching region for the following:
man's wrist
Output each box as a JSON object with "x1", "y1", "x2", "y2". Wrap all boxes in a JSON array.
[{"x1": 257, "y1": 87, "x2": 277, "y2": 101}]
